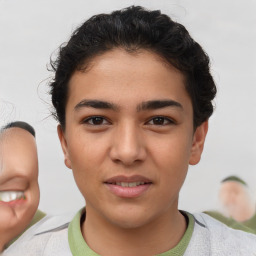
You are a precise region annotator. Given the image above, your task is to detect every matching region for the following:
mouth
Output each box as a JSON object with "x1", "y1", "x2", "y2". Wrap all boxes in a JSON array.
[
  {"x1": 104, "y1": 176, "x2": 152, "y2": 198},
  {"x1": 0, "y1": 191, "x2": 26, "y2": 203},
  {"x1": 106, "y1": 181, "x2": 150, "y2": 187}
]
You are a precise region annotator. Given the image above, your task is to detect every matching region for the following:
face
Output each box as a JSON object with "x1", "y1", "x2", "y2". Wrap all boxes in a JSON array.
[
  {"x1": 58, "y1": 49, "x2": 207, "y2": 229},
  {"x1": 219, "y1": 181, "x2": 251, "y2": 215},
  {"x1": 0, "y1": 128, "x2": 39, "y2": 248}
]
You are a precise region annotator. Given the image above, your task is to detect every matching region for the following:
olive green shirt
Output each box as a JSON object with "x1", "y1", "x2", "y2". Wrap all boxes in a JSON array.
[
  {"x1": 204, "y1": 210, "x2": 256, "y2": 234},
  {"x1": 68, "y1": 209, "x2": 195, "y2": 256}
]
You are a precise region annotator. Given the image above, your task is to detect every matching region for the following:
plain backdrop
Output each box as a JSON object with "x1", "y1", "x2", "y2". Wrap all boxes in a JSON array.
[{"x1": 0, "y1": 0, "x2": 256, "y2": 215}]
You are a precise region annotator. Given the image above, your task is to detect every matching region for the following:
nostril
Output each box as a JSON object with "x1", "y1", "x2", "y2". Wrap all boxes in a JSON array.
[{"x1": 109, "y1": 146, "x2": 147, "y2": 166}]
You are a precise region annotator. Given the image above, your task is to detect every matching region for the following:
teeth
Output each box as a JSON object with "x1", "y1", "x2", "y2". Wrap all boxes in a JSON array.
[
  {"x1": 128, "y1": 182, "x2": 137, "y2": 187},
  {"x1": 115, "y1": 182, "x2": 146, "y2": 187},
  {"x1": 121, "y1": 182, "x2": 129, "y2": 187},
  {"x1": 0, "y1": 191, "x2": 25, "y2": 202}
]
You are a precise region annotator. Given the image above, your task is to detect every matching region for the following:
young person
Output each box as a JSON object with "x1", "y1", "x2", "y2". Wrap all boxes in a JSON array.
[
  {"x1": 0, "y1": 122, "x2": 45, "y2": 252},
  {"x1": 4, "y1": 6, "x2": 256, "y2": 255}
]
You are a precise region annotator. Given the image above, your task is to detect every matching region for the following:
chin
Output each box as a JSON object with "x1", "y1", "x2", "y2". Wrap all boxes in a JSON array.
[
  {"x1": 112, "y1": 218, "x2": 149, "y2": 230},
  {"x1": 106, "y1": 209, "x2": 154, "y2": 230}
]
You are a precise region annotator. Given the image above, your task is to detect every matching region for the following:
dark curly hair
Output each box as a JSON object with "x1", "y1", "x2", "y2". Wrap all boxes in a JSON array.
[{"x1": 49, "y1": 5, "x2": 216, "y2": 129}]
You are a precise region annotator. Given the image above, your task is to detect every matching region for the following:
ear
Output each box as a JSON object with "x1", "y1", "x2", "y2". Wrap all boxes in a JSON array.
[
  {"x1": 57, "y1": 125, "x2": 72, "y2": 169},
  {"x1": 189, "y1": 121, "x2": 208, "y2": 165}
]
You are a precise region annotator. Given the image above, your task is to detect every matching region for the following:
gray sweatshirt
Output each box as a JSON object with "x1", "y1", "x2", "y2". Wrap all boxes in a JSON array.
[{"x1": 3, "y1": 212, "x2": 256, "y2": 256}]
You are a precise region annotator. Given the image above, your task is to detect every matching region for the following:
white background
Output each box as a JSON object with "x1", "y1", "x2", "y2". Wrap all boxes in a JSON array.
[{"x1": 0, "y1": 0, "x2": 255, "y2": 215}]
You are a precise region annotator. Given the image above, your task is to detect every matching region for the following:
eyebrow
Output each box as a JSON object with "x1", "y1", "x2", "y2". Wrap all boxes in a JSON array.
[
  {"x1": 74, "y1": 99, "x2": 183, "y2": 112},
  {"x1": 74, "y1": 100, "x2": 119, "y2": 111},
  {"x1": 137, "y1": 100, "x2": 183, "y2": 111}
]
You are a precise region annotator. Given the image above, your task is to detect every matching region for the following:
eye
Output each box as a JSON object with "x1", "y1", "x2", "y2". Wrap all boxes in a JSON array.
[
  {"x1": 82, "y1": 116, "x2": 110, "y2": 125},
  {"x1": 146, "y1": 116, "x2": 175, "y2": 126}
]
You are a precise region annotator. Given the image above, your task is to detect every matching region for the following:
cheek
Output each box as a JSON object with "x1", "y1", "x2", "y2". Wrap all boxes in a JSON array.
[
  {"x1": 67, "y1": 129, "x2": 112, "y2": 170},
  {"x1": 150, "y1": 135, "x2": 191, "y2": 197},
  {"x1": 68, "y1": 141, "x2": 103, "y2": 197},
  {"x1": 68, "y1": 129, "x2": 108, "y2": 161},
  {"x1": 29, "y1": 181, "x2": 40, "y2": 205},
  {"x1": 19, "y1": 182, "x2": 40, "y2": 225},
  {"x1": 151, "y1": 132, "x2": 192, "y2": 172},
  {"x1": 237, "y1": 193, "x2": 248, "y2": 205}
]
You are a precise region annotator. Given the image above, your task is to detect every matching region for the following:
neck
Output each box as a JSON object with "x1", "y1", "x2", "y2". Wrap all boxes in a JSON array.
[
  {"x1": 82, "y1": 206, "x2": 186, "y2": 256},
  {"x1": 0, "y1": 243, "x2": 4, "y2": 253}
]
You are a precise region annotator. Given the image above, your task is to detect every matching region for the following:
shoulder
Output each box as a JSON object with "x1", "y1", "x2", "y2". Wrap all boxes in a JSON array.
[
  {"x1": 190, "y1": 212, "x2": 256, "y2": 255},
  {"x1": 3, "y1": 212, "x2": 76, "y2": 256},
  {"x1": 203, "y1": 210, "x2": 255, "y2": 234}
]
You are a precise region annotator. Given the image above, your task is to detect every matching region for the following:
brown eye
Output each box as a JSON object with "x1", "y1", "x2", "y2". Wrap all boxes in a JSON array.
[
  {"x1": 83, "y1": 116, "x2": 109, "y2": 125},
  {"x1": 152, "y1": 117, "x2": 165, "y2": 125},
  {"x1": 147, "y1": 116, "x2": 174, "y2": 126}
]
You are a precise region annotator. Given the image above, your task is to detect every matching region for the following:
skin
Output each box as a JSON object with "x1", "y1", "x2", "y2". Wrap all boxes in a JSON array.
[
  {"x1": 219, "y1": 181, "x2": 255, "y2": 222},
  {"x1": 0, "y1": 127, "x2": 39, "y2": 251},
  {"x1": 58, "y1": 48, "x2": 208, "y2": 256}
]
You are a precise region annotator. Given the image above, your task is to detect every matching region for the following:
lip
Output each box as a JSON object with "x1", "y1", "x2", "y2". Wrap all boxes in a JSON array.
[
  {"x1": 0, "y1": 198, "x2": 26, "y2": 207},
  {"x1": 104, "y1": 175, "x2": 152, "y2": 198},
  {"x1": 105, "y1": 175, "x2": 152, "y2": 184},
  {"x1": 0, "y1": 190, "x2": 27, "y2": 207}
]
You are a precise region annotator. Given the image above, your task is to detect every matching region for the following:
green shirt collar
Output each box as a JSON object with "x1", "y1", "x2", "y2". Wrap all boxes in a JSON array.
[{"x1": 68, "y1": 208, "x2": 194, "y2": 256}]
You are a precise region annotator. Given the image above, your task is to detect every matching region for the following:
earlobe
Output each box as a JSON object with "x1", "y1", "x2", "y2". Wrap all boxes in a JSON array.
[
  {"x1": 189, "y1": 121, "x2": 208, "y2": 165},
  {"x1": 57, "y1": 125, "x2": 72, "y2": 169}
]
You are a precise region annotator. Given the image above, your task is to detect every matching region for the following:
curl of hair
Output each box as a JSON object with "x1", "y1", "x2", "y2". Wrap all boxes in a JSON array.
[{"x1": 49, "y1": 6, "x2": 216, "y2": 129}]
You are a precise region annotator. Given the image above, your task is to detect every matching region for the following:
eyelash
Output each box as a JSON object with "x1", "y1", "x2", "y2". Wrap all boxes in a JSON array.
[
  {"x1": 82, "y1": 116, "x2": 110, "y2": 126},
  {"x1": 82, "y1": 116, "x2": 175, "y2": 126},
  {"x1": 146, "y1": 116, "x2": 175, "y2": 126}
]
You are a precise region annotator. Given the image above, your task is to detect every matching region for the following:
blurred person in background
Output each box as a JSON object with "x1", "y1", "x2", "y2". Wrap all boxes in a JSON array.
[{"x1": 205, "y1": 175, "x2": 256, "y2": 233}]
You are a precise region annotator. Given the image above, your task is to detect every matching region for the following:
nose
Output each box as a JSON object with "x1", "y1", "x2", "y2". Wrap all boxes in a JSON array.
[{"x1": 109, "y1": 122, "x2": 147, "y2": 166}]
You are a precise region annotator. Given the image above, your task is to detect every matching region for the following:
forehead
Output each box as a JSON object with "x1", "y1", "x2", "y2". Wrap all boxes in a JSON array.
[
  {"x1": 220, "y1": 181, "x2": 245, "y2": 193},
  {"x1": 0, "y1": 128, "x2": 37, "y2": 164},
  {"x1": 0, "y1": 127, "x2": 35, "y2": 147},
  {"x1": 0, "y1": 128, "x2": 38, "y2": 180},
  {"x1": 68, "y1": 49, "x2": 191, "y2": 110},
  {"x1": 0, "y1": 128, "x2": 38, "y2": 185}
]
